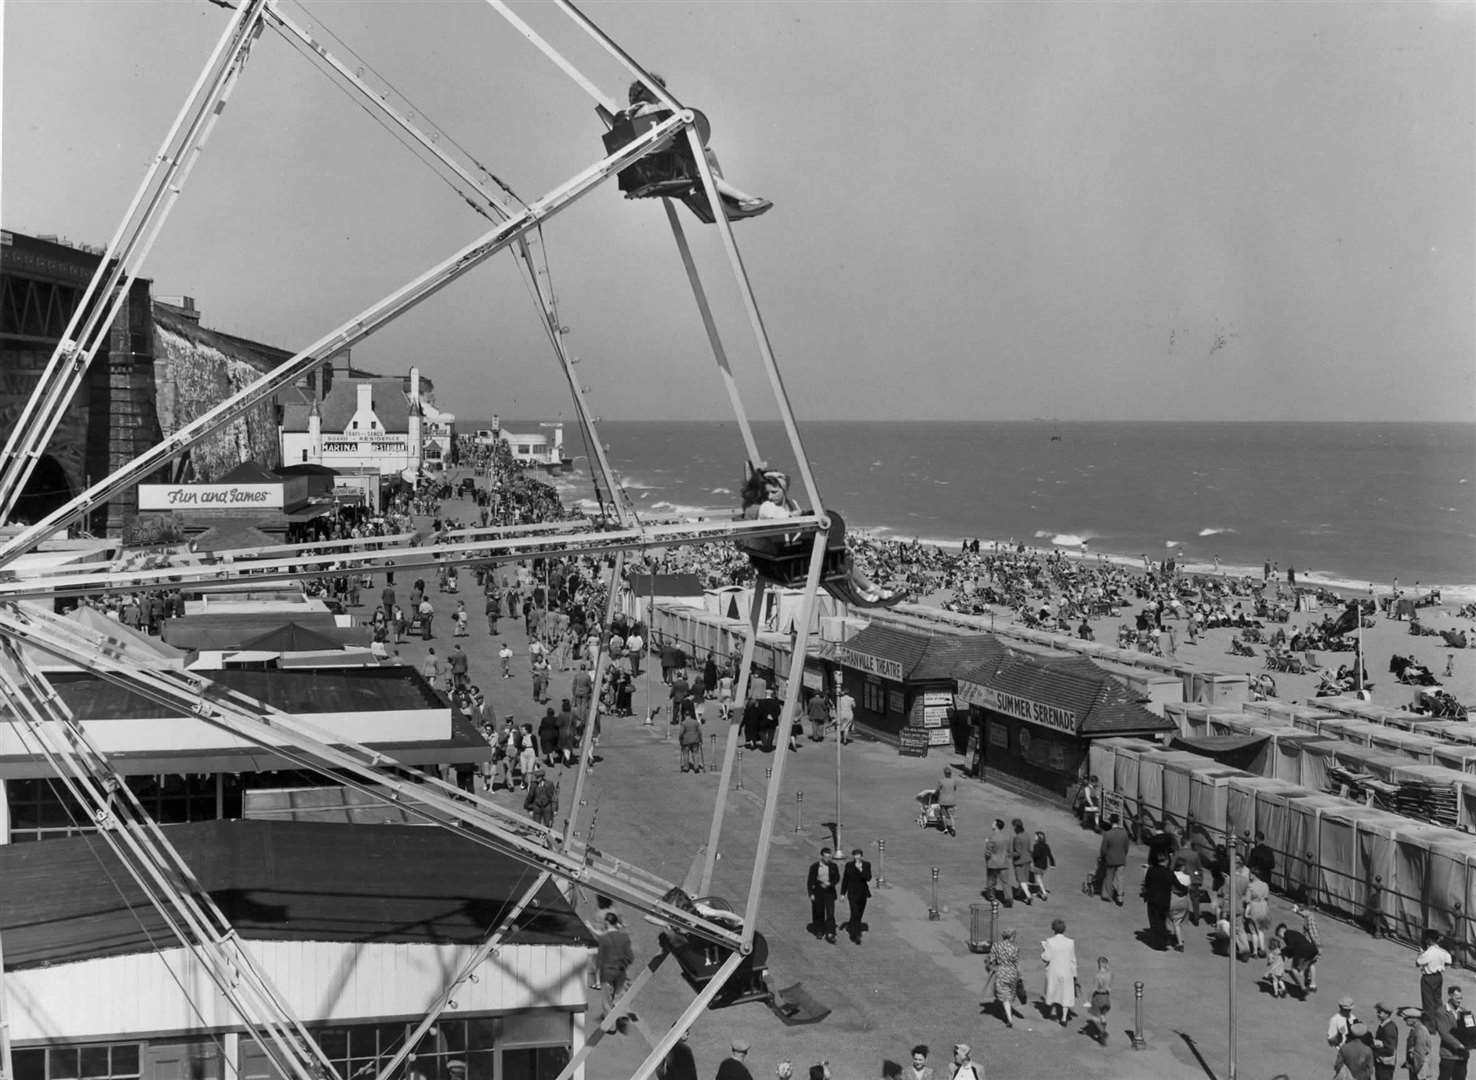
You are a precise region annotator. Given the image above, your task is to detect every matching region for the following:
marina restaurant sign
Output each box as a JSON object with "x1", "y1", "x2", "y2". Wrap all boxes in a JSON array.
[
  {"x1": 955, "y1": 680, "x2": 1079, "y2": 734},
  {"x1": 834, "y1": 645, "x2": 905, "y2": 683},
  {"x1": 138, "y1": 483, "x2": 283, "y2": 511}
]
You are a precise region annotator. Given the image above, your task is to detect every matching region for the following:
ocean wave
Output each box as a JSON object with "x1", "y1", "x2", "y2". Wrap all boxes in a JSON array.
[
  {"x1": 1032, "y1": 530, "x2": 1091, "y2": 548},
  {"x1": 710, "y1": 487, "x2": 733, "y2": 495},
  {"x1": 1197, "y1": 527, "x2": 1235, "y2": 537},
  {"x1": 1165, "y1": 539, "x2": 1183, "y2": 547}
]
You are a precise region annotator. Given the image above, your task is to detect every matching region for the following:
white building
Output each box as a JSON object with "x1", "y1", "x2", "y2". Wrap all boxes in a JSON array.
[
  {"x1": 280, "y1": 368, "x2": 430, "y2": 476},
  {"x1": 421, "y1": 399, "x2": 456, "y2": 472}
]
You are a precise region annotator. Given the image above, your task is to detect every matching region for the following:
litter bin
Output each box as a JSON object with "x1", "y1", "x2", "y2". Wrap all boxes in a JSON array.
[{"x1": 968, "y1": 902, "x2": 995, "y2": 953}]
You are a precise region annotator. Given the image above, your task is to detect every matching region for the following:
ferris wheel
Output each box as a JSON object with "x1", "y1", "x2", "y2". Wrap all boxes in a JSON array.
[{"x1": 0, "y1": 3, "x2": 845, "y2": 1079}]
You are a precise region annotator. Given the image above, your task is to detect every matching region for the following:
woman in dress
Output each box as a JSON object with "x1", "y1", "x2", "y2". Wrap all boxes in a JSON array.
[
  {"x1": 1040, "y1": 918, "x2": 1078, "y2": 1027},
  {"x1": 1244, "y1": 867, "x2": 1272, "y2": 957},
  {"x1": 989, "y1": 927, "x2": 1025, "y2": 1027}
]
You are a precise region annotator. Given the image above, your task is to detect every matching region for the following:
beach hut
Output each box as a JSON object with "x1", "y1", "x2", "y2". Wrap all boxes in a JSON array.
[
  {"x1": 1316, "y1": 803, "x2": 1398, "y2": 919},
  {"x1": 1368, "y1": 727, "x2": 1443, "y2": 764},
  {"x1": 1434, "y1": 744, "x2": 1476, "y2": 775},
  {"x1": 1422, "y1": 831, "x2": 1476, "y2": 965},
  {"x1": 1421, "y1": 721, "x2": 1476, "y2": 747},
  {"x1": 1188, "y1": 762, "x2": 1250, "y2": 842},
  {"x1": 1250, "y1": 782, "x2": 1315, "y2": 895},
  {"x1": 1225, "y1": 776, "x2": 1302, "y2": 847},
  {"x1": 1387, "y1": 823, "x2": 1461, "y2": 946},
  {"x1": 1318, "y1": 696, "x2": 1391, "y2": 724},
  {"x1": 1261, "y1": 730, "x2": 1327, "y2": 785},
  {"x1": 1106, "y1": 737, "x2": 1160, "y2": 836},
  {"x1": 1160, "y1": 752, "x2": 1206, "y2": 833},
  {"x1": 1186, "y1": 671, "x2": 1250, "y2": 707},
  {"x1": 1264, "y1": 701, "x2": 1339, "y2": 728},
  {"x1": 1297, "y1": 738, "x2": 1344, "y2": 791},
  {"x1": 1285, "y1": 793, "x2": 1357, "y2": 906},
  {"x1": 1165, "y1": 701, "x2": 1199, "y2": 737},
  {"x1": 1329, "y1": 744, "x2": 1420, "y2": 787},
  {"x1": 1135, "y1": 750, "x2": 1174, "y2": 833}
]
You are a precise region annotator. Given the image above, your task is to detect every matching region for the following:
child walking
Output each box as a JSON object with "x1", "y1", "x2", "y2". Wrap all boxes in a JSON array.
[
  {"x1": 1265, "y1": 926, "x2": 1288, "y2": 998},
  {"x1": 1086, "y1": 956, "x2": 1112, "y2": 1045},
  {"x1": 1030, "y1": 830, "x2": 1056, "y2": 901}
]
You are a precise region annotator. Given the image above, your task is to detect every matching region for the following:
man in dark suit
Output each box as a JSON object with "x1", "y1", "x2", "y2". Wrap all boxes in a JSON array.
[
  {"x1": 807, "y1": 846, "x2": 840, "y2": 943},
  {"x1": 840, "y1": 847, "x2": 873, "y2": 943},
  {"x1": 1098, "y1": 816, "x2": 1131, "y2": 905}
]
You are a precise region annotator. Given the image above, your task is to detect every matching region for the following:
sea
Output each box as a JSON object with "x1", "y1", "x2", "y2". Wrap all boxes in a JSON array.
[{"x1": 467, "y1": 420, "x2": 1476, "y2": 602}]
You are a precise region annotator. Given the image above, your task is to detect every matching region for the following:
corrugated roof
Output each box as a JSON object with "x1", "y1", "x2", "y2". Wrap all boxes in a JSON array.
[
  {"x1": 0, "y1": 819, "x2": 592, "y2": 969},
  {"x1": 838, "y1": 624, "x2": 1007, "y2": 682}
]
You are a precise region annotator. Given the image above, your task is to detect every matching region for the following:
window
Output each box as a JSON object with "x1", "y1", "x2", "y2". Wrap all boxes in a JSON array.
[
  {"x1": 352, "y1": 420, "x2": 359, "y2": 430},
  {"x1": 302, "y1": 450, "x2": 309, "y2": 462},
  {"x1": 7, "y1": 774, "x2": 219, "y2": 842},
  {"x1": 311, "y1": 1018, "x2": 497, "y2": 1080},
  {"x1": 12, "y1": 1044, "x2": 140, "y2": 1080},
  {"x1": 861, "y1": 679, "x2": 885, "y2": 714}
]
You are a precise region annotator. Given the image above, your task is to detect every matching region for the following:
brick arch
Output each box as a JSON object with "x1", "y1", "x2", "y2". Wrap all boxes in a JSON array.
[{"x1": 10, "y1": 453, "x2": 73, "y2": 527}]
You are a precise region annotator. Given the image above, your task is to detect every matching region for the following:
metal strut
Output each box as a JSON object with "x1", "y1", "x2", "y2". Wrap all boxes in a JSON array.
[
  {"x1": 0, "y1": 603, "x2": 744, "y2": 952},
  {"x1": 0, "y1": 0, "x2": 270, "y2": 521},
  {"x1": 0, "y1": 646, "x2": 337, "y2": 1080}
]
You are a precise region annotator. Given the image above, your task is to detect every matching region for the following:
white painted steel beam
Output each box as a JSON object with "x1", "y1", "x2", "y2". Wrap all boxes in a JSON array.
[{"x1": 0, "y1": 110, "x2": 691, "y2": 568}]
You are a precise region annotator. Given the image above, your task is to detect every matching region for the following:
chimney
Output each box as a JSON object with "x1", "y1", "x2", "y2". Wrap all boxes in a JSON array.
[
  {"x1": 408, "y1": 366, "x2": 421, "y2": 404},
  {"x1": 357, "y1": 382, "x2": 373, "y2": 417}
]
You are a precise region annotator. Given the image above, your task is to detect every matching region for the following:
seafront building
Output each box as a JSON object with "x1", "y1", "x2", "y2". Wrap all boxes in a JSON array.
[{"x1": 280, "y1": 361, "x2": 450, "y2": 478}]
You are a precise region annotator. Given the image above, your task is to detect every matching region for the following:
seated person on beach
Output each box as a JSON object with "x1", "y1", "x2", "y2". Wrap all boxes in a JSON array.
[{"x1": 621, "y1": 76, "x2": 772, "y2": 221}]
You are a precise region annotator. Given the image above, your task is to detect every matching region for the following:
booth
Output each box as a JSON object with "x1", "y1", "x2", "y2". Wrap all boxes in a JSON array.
[
  {"x1": 956, "y1": 653, "x2": 1175, "y2": 800},
  {"x1": 832, "y1": 624, "x2": 1007, "y2": 752},
  {"x1": 1225, "y1": 775, "x2": 1303, "y2": 849}
]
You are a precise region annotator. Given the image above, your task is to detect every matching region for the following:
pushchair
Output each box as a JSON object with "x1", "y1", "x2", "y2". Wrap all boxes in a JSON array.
[{"x1": 916, "y1": 789, "x2": 945, "y2": 831}]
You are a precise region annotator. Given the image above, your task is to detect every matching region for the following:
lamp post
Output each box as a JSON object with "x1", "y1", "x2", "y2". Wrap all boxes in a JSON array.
[{"x1": 1227, "y1": 833, "x2": 1241, "y2": 1080}]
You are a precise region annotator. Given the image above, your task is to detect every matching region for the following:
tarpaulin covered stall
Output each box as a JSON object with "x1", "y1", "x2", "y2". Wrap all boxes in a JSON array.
[
  {"x1": 1298, "y1": 738, "x2": 1342, "y2": 791},
  {"x1": 1265, "y1": 731, "x2": 1337, "y2": 785},
  {"x1": 1421, "y1": 831, "x2": 1476, "y2": 963},
  {"x1": 1165, "y1": 701, "x2": 1196, "y2": 737},
  {"x1": 1207, "y1": 711, "x2": 1286, "y2": 739},
  {"x1": 1368, "y1": 727, "x2": 1444, "y2": 764},
  {"x1": 1423, "y1": 721, "x2": 1476, "y2": 747},
  {"x1": 1285, "y1": 793, "x2": 1353, "y2": 904},
  {"x1": 1105, "y1": 737, "x2": 1161, "y2": 834},
  {"x1": 1254, "y1": 784, "x2": 1322, "y2": 895},
  {"x1": 1264, "y1": 701, "x2": 1340, "y2": 728},
  {"x1": 1315, "y1": 803, "x2": 1394, "y2": 918},
  {"x1": 1226, "y1": 776, "x2": 1304, "y2": 851},
  {"x1": 1188, "y1": 762, "x2": 1252, "y2": 841},
  {"x1": 1329, "y1": 744, "x2": 1418, "y2": 785},
  {"x1": 1319, "y1": 696, "x2": 1395, "y2": 724},
  {"x1": 1434, "y1": 743, "x2": 1476, "y2": 775}
]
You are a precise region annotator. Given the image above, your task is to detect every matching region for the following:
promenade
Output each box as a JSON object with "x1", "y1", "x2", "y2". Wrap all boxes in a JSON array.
[{"x1": 388, "y1": 489, "x2": 1449, "y2": 1079}]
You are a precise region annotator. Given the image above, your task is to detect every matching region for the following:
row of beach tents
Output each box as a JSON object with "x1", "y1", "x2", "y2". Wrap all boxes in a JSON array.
[{"x1": 1092, "y1": 696, "x2": 1476, "y2": 959}]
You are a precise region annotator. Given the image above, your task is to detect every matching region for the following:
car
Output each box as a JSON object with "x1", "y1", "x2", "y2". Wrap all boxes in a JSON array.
[{"x1": 457, "y1": 477, "x2": 477, "y2": 497}]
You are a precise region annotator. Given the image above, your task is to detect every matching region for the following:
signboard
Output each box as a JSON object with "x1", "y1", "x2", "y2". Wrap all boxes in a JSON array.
[
  {"x1": 923, "y1": 690, "x2": 952, "y2": 706},
  {"x1": 923, "y1": 704, "x2": 951, "y2": 725},
  {"x1": 887, "y1": 689, "x2": 906, "y2": 716},
  {"x1": 138, "y1": 483, "x2": 283, "y2": 511},
  {"x1": 802, "y1": 668, "x2": 823, "y2": 691},
  {"x1": 834, "y1": 646, "x2": 905, "y2": 683},
  {"x1": 954, "y1": 681, "x2": 1079, "y2": 735},
  {"x1": 927, "y1": 727, "x2": 953, "y2": 747},
  {"x1": 898, "y1": 728, "x2": 930, "y2": 757}
]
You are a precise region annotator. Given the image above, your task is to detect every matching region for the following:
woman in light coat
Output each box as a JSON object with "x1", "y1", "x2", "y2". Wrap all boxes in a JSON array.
[{"x1": 1041, "y1": 917, "x2": 1078, "y2": 1027}]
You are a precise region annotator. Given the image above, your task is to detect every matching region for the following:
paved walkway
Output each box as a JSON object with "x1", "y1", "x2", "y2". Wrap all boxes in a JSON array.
[{"x1": 383, "y1": 490, "x2": 1438, "y2": 1080}]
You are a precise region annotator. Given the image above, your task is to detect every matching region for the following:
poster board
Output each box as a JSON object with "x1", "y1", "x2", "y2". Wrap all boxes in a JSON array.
[{"x1": 899, "y1": 728, "x2": 930, "y2": 757}]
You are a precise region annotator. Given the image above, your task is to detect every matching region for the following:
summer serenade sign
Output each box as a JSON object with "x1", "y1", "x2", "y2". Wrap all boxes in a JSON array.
[
  {"x1": 954, "y1": 680, "x2": 1079, "y2": 734},
  {"x1": 138, "y1": 483, "x2": 284, "y2": 511}
]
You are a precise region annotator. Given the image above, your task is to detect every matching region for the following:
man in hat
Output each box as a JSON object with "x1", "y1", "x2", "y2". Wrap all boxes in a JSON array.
[
  {"x1": 1334, "y1": 1021, "x2": 1375, "y2": 1080},
  {"x1": 715, "y1": 1039, "x2": 753, "y2": 1080},
  {"x1": 1372, "y1": 1002, "x2": 1400, "y2": 1080},
  {"x1": 1403, "y1": 1007, "x2": 1434, "y2": 1079},
  {"x1": 1435, "y1": 985, "x2": 1471, "y2": 1080},
  {"x1": 1330, "y1": 996, "x2": 1361, "y2": 1047},
  {"x1": 949, "y1": 1045, "x2": 981, "y2": 1080},
  {"x1": 523, "y1": 766, "x2": 558, "y2": 830}
]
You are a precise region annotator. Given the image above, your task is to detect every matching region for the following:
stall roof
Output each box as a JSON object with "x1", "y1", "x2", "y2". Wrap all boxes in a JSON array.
[
  {"x1": 835, "y1": 624, "x2": 1009, "y2": 683},
  {"x1": 964, "y1": 653, "x2": 1177, "y2": 736},
  {"x1": 1171, "y1": 734, "x2": 1271, "y2": 770},
  {"x1": 217, "y1": 462, "x2": 282, "y2": 485},
  {"x1": 237, "y1": 621, "x2": 347, "y2": 653},
  {"x1": 0, "y1": 819, "x2": 592, "y2": 970},
  {"x1": 164, "y1": 613, "x2": 370, "y2": 650},
  {"x1": 191, "y1": 520, "x2": 279, "y2": 552}
]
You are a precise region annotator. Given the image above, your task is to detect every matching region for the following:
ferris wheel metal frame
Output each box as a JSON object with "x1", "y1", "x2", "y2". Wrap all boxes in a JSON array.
[{"x1": 0, "y1": 3, "x2": 832, "y2": 1079}]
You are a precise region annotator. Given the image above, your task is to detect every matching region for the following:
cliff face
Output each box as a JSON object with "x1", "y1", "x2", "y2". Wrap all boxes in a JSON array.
[{"x1": 152, "y1": 308, "x2": 283, "y2": 482}]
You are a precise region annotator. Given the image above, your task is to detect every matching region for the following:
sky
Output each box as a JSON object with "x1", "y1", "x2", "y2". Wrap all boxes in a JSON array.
[{"x1": 3, "y1": 0, "x2": 1472, "y2": 423}]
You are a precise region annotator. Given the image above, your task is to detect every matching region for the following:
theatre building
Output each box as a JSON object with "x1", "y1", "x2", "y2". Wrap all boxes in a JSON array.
[
  {"x1": 956, "y1": 653, "x2": 1175, "y2": 799},
  {"x1": 831, "y1": 625, "x2": 1007, "y2": 751}
]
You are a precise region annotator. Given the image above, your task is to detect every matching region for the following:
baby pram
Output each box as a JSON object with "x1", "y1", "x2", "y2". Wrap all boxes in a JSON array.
[{"x1": 915, "y1": 789, "x2": 944, "y2": 830}]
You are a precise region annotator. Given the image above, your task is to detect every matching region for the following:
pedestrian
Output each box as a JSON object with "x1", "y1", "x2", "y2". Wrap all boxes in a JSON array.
[
  {"x1": 669, "y1": 667, "x2": 690, "y2": 726},
  {"x1": 1330, "y1": 995, "x2": 1362, "y2": 1047},
  {"x1": 418, "y1": 596, "x2": 434, "y2": 639},
  {"x1": 1373, "y1": 1002, "x2": 1400, "y2": 1080},
  {"x1": 1297, "y1": 904, "x2": 1323, "y2": 993},
  {"x1": 936, "y1": 766, "x2": 959, "y2": 837},
  {"x1": 532, "y1": 653, "x2": 550, "y2": 704},
  {"x1": 947, "y1": 1045, "x2": 980, "y2": 1080},
  {"x1": 1040, "y1": 917, "x2": 1077, "y2": 1027},
  {"x1": 1436, "y1": 985, "x2": 1474, "y2": 1080},
  {"x1": 806, "y1": 691, "x2": 831, "y2": 741},
  {"x1": 484, "y1": 591, "x2": 500, "y2": 636},
  {"x1": 984, "y1": 819, "x2": 1011, "y2": 904},
  {"x1": 1278, "y1": 920, "x2": 1318, "y2": 996},
  {"x1": 679, "y1": 709, "x2": 703, "y2": 773},
  {"x1": 807, "y1": 846, "x2": 840, "y2": 944},
  {"x1": 499, "y1": 641, "x2": 514, "y2": 678},
  {"x1": 658, "y1": 1026, "x2": 702, "y2": 1080},
  {"x1": 1142, "y1": 851, "x2": 1173, "y2": 951},
  {"x1": 595, "y1": 911, "x2": 634, "y2": 1033},
  {"x1": 836, "y1": 687, "x2": 855, "y2": 745},
  {"x1": 523, "y1": 766, "x2": 557, "y2": 829},
  {"x1": 1075, "y1": 775, "x2": 1101, "y2": 831},
  {"x1": 1337, "y1": 1021, "x2": 1376, "y2": 1080},
  {"x1": 1029, "y1": 830, "x2": 1055, "y2": 901},
  {"x1": 1010, "y1": 818, "x2": 1033, "y2": 904},
  {"x1": 1168, "y1": 858, "x2": 1192, "y2": 952},
  {"x1": 1244, "y1": 867, "x2": 1272, "y2": 956},
  {"x1": 840, "y1": 846, "x2": 872, "y2": 943},
  {"x1": 1403, "y1": 1006, "x2": 1434, "y2": 1080},
  {"x1": 1098, "y1": 815, "x2": 1130, "y2": 904},
  {"x1": 1086, "y1": 955, "x2": 1113, "y2": 1045},
  {"x1": 715, "y1": 1039, "x2": 754, "y2": 1080},
  {"x1": 1419, "y1": 930, "x2": 1454, "y2": 1020},
  {"x1": 905, "y1": 1046, "x2": 934, "y2": 1080},
  {"x1": 572, "y1": 661, "x2": 593, "y2": 717},
  {"x1": 453, "y1": 600, "x2": 469, "y2": 637},
  {"x1": 987, "y1": 927, "x2": 1024, "y2": 1027},
  {"x1": 1265, "y1": 925, "x2": 1288, "y2": 998}
]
